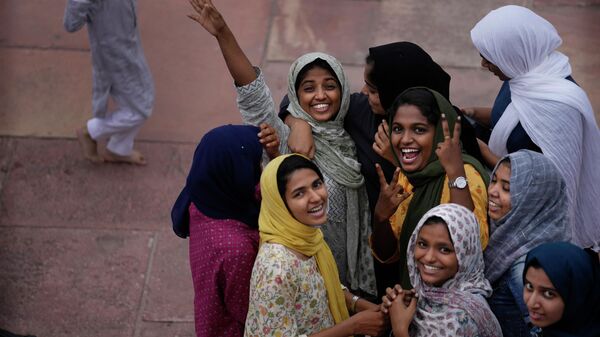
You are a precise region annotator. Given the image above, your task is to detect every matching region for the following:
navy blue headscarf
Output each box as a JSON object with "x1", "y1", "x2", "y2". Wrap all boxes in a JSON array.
[
  {"x1": 171, "y1": 125, "x2": 263, "y2": 238},
  {"x1": 524, "y1": 242, "x2": 600, "y2": 337}
]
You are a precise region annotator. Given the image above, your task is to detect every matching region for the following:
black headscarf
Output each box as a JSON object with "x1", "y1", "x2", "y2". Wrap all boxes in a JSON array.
[
  {"x1": 368, "y1": 42, "x2": 451, "y2": 111},
  {"x1": 171, "y1": 125, "x2": 263, "y2": 238}
]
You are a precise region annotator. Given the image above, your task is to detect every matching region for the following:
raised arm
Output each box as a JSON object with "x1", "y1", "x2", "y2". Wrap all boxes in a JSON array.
[
  {"x1": 188, "y1": 0, "x2": 256, "y2": 86},
  {"x1": 63, "y1": 0, "x2": 98, "y2": 33},
  {"x1": 436, "y1": 115, "x2": 475, "y2": 211}
]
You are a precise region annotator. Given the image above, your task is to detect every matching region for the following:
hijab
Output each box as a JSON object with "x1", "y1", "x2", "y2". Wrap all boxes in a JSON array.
[
  {"x1": 524, "y1": 242, "x2": 600, "y2": 337},
  {"x1": 471, "y1": 5, "x2": 600, "y2": 247},
  {"x1": 287, "y1": 52, "x2": 374, "y2": 293},
  {"x1": 407, "y1": 203, "x2": 502, "y2": 337},
  {"x1": 258, "y1": 154, "x2": 349, "y2": 324},
  {"x1": 368, "y1": 42, "x2": 451, "y2": 111},
  {"x1": 390, "y1": 87, "x2": 489, "y2": 289},
  {"x1": 171, "y1": 125, "x2": 263, "y2": 238},
  {"x1": 484, "y1": 150, "x2": 569, "y2": 283}
]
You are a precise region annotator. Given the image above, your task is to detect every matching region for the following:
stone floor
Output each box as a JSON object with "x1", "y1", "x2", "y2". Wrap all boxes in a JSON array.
[{"x1": 0, "y1": 0, "x2": 598, "y2": 336}]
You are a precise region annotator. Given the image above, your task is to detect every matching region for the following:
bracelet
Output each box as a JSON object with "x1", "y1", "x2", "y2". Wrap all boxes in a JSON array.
[
  {"x1": 340, "y1": 284, "x2": 348, "y2": 292},
  {"x1": 350, "y1": 295, "x2": 360, "y2": 313}
]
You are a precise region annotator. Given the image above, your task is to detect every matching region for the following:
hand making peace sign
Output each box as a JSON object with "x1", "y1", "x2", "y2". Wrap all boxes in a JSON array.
[{"x1": 435, "y1": 114, "x2": 465, "y2": 176}]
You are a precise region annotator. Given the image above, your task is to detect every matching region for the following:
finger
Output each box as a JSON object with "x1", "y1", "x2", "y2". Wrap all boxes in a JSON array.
[
  {"x1": 375, "y1": 164, "x2": 388, "y2": 189},
  {"x1": 453, "y1": 116, "x2": 462, "y2": 142},
  {"x1": 187, "y1": 14, "x2": 201, "y2": 23},
  {"x1": 189, "y1": 0, "x2": 203, "y2": 14},
  {"x1": 381, "y1": 120, "x2": 390, "y2": 138},
  {"x1": 441, "y1": 113, "x2": 450, "y2": 140},
  {"x1": 390, "y1": 167, "x2": 401, "y2": 188},
  {"x1": 386, "y1": 287, "x2": 397, "y2": 300},
  {"x1": 394, "y1": 284, "x2": 403, "y2": 293},
  {"x1": 308, "y1": 146, "x2": 316, "y2": 159}
]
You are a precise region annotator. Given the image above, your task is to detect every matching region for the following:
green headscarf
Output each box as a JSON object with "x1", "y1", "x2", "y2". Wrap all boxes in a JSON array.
[{"x1": 388, "y1": 87, "x2": 489, "y2": 289}]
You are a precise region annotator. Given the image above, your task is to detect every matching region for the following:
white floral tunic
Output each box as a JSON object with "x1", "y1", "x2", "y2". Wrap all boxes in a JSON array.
[{"x1": 244, "y1": 243, "x2": 335, "y2": 337}]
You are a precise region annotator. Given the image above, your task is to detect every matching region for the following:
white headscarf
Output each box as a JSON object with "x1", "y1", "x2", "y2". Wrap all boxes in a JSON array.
[
  {"x1": 471, "y1": 5, "x2": 600, "y2": 248},
  {"x1": 407, "y1": 204, "x2": 502, "y2": 337}
]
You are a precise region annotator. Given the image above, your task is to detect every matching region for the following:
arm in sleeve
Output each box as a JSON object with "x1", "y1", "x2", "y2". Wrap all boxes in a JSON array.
[
  {"x1": 63, "y1": 0, "x2": 98, "y2": 32},
  {"x1": 237, "y1": 69, "x2": 290, "y2": 155}
]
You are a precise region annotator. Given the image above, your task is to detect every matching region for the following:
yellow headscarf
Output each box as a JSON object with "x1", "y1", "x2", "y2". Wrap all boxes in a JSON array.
[{"x1": 259, "y1": 154, "x2": 349, "y2": 324}]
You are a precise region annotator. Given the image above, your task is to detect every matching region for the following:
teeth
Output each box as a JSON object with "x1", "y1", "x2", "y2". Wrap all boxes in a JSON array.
[
  {"x1": 309, "y1": 205, "x2": 323, "y2": 213},
  {"x1": 313, "y1": 104, "x2": 329, "y2": 109},
  {"x1": 424, "y1": 264, "x2": 442, "y2": 270},
  {"x1": 401, "y1": 148, "x2": 419, "y2": 153},
  {"x1": 489, "y1": 201, "x2": 500, "y2": 208}
]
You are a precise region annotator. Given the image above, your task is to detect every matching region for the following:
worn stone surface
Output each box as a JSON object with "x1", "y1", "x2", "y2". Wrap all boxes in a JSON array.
[
  {"x1": 142, "y1": 232, "x2": 194, "y2": 323},
  {"x1": 0, "y1": 227, "x2": 154, "y2": 337},
  {"x1": 0, "y1": 138, "x2": 192, "y2": 229}
]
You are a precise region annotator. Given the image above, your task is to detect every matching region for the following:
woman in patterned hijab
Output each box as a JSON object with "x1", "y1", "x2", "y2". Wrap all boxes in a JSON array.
[{"x1": 385, "y1": 203, "x2": 501, "y2": 337}]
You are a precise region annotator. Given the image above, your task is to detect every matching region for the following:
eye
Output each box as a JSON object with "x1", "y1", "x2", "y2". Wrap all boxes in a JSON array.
[
  {"x1": 325, "y1": 83, "x2": 338, "y2": 90},
  {"x1": 543, "y1": 290, "x2": 557, "y2": 299},
  {"x1": 416, "y1": 240, "x2": 427, "y2": 248},
  {"x1": 524, "y1": 282, "x2": 533, "y2": 291},
  {"x1": 292, "y1": 190, "x2": 304, "y2": 198},
  {"x1": 502, "y1": 183, "x2": 510, "y2": 192},
  {"x1": 414, "y1": 127, "x2": 427, "y2": 134},
  {"x1": 439, "y1": 246, "x2": 454, "y2": 254},
  {"x1": 302, "y1": 85, "x2": 315, "y2": 93},
  {"x1": 392, "y1": 125, "x2": 403, "y2": 134},
  {"x1": 312, "y1": 179, "x2": 324, "y2": 189}
]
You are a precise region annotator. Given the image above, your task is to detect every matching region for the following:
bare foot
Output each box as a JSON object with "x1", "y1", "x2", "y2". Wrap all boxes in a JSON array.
[
  {"x1": 76, "y1": 126, "x2": 103, "y2": 163},
  {"x1": 103, "y1": 149, "x2": 147, "y2": 166}
]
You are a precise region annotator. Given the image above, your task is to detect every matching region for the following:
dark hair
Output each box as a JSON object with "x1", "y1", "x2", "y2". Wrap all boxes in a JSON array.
[
  {"x1": 294, "y1": 58, "x2": 341, "y2": 92},
  {"x1": 388, "y1": 88, "x2": 440, "y2": 126},
  {"x1": 365, "y1": 54, "x2": 375, "y2": 84},
  {"x1": 276, "y1": 155, "x2": 324, "y2": 204},
  {"x1": 498, "y1": 158, "x2": 511, "y2": 169},
  {"x1": 422, "y1": 215, "x2": 454, "y2": 245}
]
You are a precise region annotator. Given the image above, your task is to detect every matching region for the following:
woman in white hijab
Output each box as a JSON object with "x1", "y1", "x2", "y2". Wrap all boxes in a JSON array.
[{"x1": 468, "y1": 5, "x2": 600, "y2": 249}]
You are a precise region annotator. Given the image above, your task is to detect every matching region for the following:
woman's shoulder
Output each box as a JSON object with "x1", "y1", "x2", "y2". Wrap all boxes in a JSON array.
[{"x1": 256, "y1": 243, "x2": 307, "y2": 272}]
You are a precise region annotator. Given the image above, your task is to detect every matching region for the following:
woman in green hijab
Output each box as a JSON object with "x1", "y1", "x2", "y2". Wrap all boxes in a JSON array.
[{"x1": 371, "y1": 87, "x2": 490, "y2": 289}]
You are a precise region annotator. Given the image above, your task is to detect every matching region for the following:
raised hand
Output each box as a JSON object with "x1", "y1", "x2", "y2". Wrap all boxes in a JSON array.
[
  {"x1": 373, "y1": 164, "x2": 410, "y2": 224},
  {"x1": 435, "y1": 114, "x2": 464, "y2": 176},
  {"x1": 373, "y1": 119, "x2": 395, "y2": 164},
  {"x1": 258, "y1": 123, "x2": 281, "y2": 160},
  {"x1": 188, "y1": 0, "x2": 227, "y2": 37}
]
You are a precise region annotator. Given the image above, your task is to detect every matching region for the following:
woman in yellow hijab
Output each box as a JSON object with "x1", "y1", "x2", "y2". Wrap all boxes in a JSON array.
[{"x1": 244, "y1": 154, "x2": 388, "y2": 337}]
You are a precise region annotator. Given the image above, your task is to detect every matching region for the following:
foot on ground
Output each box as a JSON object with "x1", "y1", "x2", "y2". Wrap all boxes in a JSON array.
[
  {"x1": 103, "y1": 149, "x2": 147, "y2": 166},
  {"x1": 76, "y1": 126, "x2": 104, "y2": 163}
]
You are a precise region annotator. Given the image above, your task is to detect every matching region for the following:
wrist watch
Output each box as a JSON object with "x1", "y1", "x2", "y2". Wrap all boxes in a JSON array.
[{"x1": 448, "y1": 176, "x2": 468, "y2": 189}]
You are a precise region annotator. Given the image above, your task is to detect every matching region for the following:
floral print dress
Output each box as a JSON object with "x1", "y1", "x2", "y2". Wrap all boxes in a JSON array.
[{"x1": 244, "y1": 243, "x2": 335, "y2": 337}]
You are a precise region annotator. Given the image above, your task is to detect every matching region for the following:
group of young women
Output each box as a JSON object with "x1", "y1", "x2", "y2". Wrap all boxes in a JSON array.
[{"x1": 172, "y1": 1, "x2": 600, "y2": 336}]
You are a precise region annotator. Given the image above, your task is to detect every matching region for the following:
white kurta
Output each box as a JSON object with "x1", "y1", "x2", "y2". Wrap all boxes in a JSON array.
[{"x1": 64, "y1": 0, "x2": 154, "y2": 155}]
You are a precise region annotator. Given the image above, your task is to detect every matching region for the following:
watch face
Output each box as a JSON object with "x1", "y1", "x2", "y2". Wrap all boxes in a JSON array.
[{"x1": 455, "y1": 177, "x2": 467, "y2": 189}]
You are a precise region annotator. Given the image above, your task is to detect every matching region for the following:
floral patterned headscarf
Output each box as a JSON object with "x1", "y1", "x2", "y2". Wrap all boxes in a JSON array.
[{"x1": 407, "y1": 204, "x2": 501, "y2": 337}]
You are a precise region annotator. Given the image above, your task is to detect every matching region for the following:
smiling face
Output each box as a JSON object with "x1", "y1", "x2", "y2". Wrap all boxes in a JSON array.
[
  {"x1": 391, "y1": 104, "x2": 435, "y2": 172},
  {"x1": 361, "y1": 63, "x2": 385, "y2": 115},
  {"x1": 297, "y1": 66, "x2": 341, "y2": 122},
  {"x1": 480, "y1": 55, "x2": 510, "y2": 81},
  {"x1": 284, "y1": 168, "x2": 328, "y2": 227},
  {"x1": 488, "y1": 161, "x2": 512, "y2": 221},
  {"x1": 524, "y1": 266, "x2": 565, "y2": 328},
  {"x1": 414, "y1": 221, "x2": 459, "y2": 287}
]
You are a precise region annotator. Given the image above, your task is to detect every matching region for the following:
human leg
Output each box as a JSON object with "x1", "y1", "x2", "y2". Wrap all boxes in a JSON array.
[{"x1": 87, "y1": 108, "x2": 147, "y2": 165}]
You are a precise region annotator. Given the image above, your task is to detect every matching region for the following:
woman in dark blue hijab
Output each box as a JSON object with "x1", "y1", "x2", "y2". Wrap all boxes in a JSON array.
[
  {"x1": 171, "y1": 124, "x2": 264, "y2": 337},
  {"x1": 523, "y1": 242, "x2": 600, "y2": 337}
]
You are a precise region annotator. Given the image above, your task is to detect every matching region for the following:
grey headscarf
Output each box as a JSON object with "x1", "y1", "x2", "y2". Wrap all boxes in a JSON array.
[
  {"x1": 484, "y1": 150, "x2": 569, "y2": 283},
  {"x1": 287, "y1": 52, "x2": 372, "y2": 292}
]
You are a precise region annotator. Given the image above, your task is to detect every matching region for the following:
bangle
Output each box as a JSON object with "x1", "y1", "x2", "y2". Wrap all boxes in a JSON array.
[
  {"x1": 350, "y1": 295, "x2": 360, "y2": 313},
  {"x1": 340, "y1": 284, "x2": 348, "y2": 292}
]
